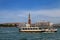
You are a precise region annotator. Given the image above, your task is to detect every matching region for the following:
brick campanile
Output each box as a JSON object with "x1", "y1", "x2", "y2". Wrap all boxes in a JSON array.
[{"x1": 28, "y1": 13, "x2": 31, "y2": 25}]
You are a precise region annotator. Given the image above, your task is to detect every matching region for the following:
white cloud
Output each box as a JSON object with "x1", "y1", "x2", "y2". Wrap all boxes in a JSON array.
[
  {"x1": 0, "y1": 9, "x2": 60, "y2": 18},
  {"x1": 16, "y1": 9, "x2": 60, "y2": 17},
  {"x1": 0, "y1": 9, "x2": 60, "y2": 23}
]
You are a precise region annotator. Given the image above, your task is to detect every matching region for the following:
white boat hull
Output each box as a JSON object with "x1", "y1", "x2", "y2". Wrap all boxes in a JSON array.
[{"x1": 19, "y1": 29, "x2": 57, "y2": 32}]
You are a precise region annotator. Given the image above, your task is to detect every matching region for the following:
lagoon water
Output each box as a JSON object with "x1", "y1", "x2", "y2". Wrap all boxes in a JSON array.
[{"x1": 0, "y1": 27, "x2": 60, "y2": 40}]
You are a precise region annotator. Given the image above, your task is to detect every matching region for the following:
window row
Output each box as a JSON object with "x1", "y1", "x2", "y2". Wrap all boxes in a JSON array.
[{"x1": 22, "y1": 28, "x2": 42, "y2": 30}]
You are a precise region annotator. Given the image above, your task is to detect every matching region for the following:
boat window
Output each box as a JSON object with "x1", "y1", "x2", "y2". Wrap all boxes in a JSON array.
[
  {"x1": 35, "y1": 28, "x2": 37, "y2": 30},
  {"x1": 25, "y1": 28, "x2": 27, "y2": 30},
  {"x1": 33, "y1": 28, "x2": 36, "y2": 30},
  {"x1": 32, "y1": 28, "x2": 38, "y2": 30},
  {"x1": 28, "y1": 28, "x2": 30, "y2": 30},
  {"x1": 30, "y1": 28, "x2": 32, "y2": 30},
  {"x1": 26, "y1": 28, "x2": 32, "y2": 30},
  {"x1": 39, "y1": 28, "x2": 41, "y2": 29},
  {"x1": 23, "y1": 28, "x2": 25, "y2": 30},
  {"x1": 22, "y1": 28, "x2": 38, "y2": 30},
  {"x1": 23, "y1": 28, "x2": 27, "y2": 30}
]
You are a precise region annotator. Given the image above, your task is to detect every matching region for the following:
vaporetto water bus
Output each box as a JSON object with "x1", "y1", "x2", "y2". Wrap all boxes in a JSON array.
[
  {"x1": 19, "y1": 13, "x2": 57, "y2": 32},
  {"x1": 19, "y1": 24, "x2": 57, "y2": 32}
]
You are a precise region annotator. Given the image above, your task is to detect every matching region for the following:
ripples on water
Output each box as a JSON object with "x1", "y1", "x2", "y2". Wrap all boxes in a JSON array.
[{"x1": 0, "y1": 27, "x2": 60, "y2": 40}]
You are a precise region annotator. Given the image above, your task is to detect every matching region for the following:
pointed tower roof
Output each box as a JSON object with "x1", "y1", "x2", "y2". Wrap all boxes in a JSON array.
[{"x1": 28, "y1": 13, "x2": 31, "y2": 25}]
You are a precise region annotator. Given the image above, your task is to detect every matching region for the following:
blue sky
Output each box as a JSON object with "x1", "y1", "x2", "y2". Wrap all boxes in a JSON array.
[{"x1": 0, "y1": 0, "x2": 60, "y2": 23}]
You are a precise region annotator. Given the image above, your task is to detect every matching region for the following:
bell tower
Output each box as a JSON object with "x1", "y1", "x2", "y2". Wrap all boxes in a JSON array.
[
  {"x1": 28, "y1": 13, "x2": 31, "y2": 25},
  {"x1": 26, "y1": 13, "x2": 31, "y2": 27}
]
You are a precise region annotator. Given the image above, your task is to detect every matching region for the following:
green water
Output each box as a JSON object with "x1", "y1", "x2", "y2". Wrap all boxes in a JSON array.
[{"x1": 0, "y1": 27, "x2": 60, "y2": 40}]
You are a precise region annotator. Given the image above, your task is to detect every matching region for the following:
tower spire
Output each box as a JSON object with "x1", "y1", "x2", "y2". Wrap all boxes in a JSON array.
[{"x1": 28, "y1": 13, "x2": 31, "y2": 25}]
